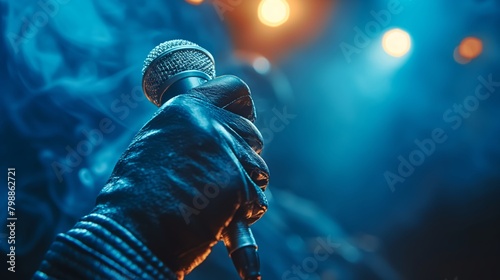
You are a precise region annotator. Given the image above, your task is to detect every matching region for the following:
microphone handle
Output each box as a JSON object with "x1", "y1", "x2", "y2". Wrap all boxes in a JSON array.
[
  {"x1": 222, "y1": 220, "x2": 261, "y2": 280},
  {"x1": 161, "y1": 75, "x2": 262, "y2": 280}
]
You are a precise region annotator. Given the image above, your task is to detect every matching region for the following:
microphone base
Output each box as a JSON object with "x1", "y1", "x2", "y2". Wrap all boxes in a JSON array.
[{"x1": 157, "y1": 72, "x2": 209, "y2": 106}]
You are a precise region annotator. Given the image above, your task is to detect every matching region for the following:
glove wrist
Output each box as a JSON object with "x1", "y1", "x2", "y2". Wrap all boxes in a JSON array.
[{"x1": 35, "y1": 213, "x2": 176, "y2": 280}]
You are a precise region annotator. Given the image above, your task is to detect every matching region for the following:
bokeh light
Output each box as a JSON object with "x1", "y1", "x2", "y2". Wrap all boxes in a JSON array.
[
  {"x1": 252, "y1": 56, "x2": 271, "y2": 75},
  {"x1": 258, "y1": 0, "x2": 290, "y2": 27},
  {"x1": 185, "y1": 0, "x2": 204, "y2": 5},
  {"x1": 458, "y1": 37, "x2": 483, "y2": 60},
  {"x1": 382, "y1": 28, "x2": 412, "y2": 57},
  {"x1": 453, "y1": 47, "x2": 471, "y2": 64}
]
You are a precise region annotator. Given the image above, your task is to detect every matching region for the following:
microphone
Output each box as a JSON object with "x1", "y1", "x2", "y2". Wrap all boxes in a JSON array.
[{"x1": 142, "y1": 39, "x2": 262, "y2": 280}]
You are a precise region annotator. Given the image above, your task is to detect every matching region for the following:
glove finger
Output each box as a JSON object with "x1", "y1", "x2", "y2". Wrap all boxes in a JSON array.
[
  {"x1": 189, "y1": 75, "x2": 256, "y2": 122},
  {"x1": 238, "y1": 146, "x2": 270, "y2": 192},
  {"x1": 212, "y1": 115, "x2": 269, "y2": 191},
  {"x1": 222, "y1": 114, "x2": 264, "y2": 154},
  {"x1": 241, "y1": 165, "x2": 269, "y2": 224}
]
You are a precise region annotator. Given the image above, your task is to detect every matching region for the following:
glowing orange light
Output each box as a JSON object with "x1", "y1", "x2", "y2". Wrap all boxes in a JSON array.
[
  {"x1": 185, "y1": 0, "x2": 204, "y2": 5},
  {"x1": 458, "y1": 37, "x2": 483, "y2": 60},
  {"x1": 258, "y1": 0, "x2": 290, "y2": 27},
  {"x1": 453, "y1": 47, "x2": 470, "y2": 64}
]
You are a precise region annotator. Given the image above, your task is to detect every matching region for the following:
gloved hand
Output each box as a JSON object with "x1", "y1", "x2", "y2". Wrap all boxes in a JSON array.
[{"x1": 91, "y1": 75, "x2": 269, "y2": 278}]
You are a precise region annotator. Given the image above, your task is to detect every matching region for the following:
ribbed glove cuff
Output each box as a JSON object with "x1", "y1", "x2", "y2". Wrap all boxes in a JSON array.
[{"x1": 34, "y1": 213, "x2": 176, "y2": 280}]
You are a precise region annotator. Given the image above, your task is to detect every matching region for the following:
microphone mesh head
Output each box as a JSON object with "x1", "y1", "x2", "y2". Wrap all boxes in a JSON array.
[{"x1": 142, "y1": 39, "x2": 215, "y2": 106}]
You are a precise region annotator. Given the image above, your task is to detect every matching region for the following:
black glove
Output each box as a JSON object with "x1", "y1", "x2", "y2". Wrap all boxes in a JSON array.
[{"x1": 35, "y1": 76, "x2": 269, "y2": 279}]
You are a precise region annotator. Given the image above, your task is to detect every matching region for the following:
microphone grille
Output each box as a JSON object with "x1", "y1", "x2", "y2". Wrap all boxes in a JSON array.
[{"x1": 142, "y1": 39, "x2": 215, "y2": 106}]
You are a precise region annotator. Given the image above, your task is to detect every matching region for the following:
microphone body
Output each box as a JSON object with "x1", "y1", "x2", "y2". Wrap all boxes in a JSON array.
[{"x1": 142, "y1": 39, "x2": 261, "y2": 280}]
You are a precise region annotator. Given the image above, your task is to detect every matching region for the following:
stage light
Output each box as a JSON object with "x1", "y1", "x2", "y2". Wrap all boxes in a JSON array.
[
  {"x1": 185, "y1": 0, "x2": 203, "y2": 5},
  {"x1": 458, "y1": 37, "x2": 482, "y2": 60},
  {"x1": 258, "y1": 0, "x2": 290, "y2": 27},
  {"x1": 382, "y1": 28, "x2": 411, "y2": 57}
]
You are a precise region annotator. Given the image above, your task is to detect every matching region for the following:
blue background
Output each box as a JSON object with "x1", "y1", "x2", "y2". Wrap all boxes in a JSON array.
[{"x1": 1, "y1": 0, "x2": 500, "y2": 279}]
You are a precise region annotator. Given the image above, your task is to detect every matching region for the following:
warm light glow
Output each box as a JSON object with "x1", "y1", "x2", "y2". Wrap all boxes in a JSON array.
[
  {"x1": 258, "y1": 0, "x2": 290, "y2": 27},
  {"x1": 185, "y1": 0, "x2": 204, "y2": 5},
  {"x1": 382, "y1": 28, "x2": 412, "y2": 57},
  {"x1": 458, "y1": 37, "x2": 483, "y2": 60},
  {"x1": 453, "y1": 47, "x2": 470, "y2": 64}
]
